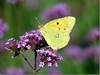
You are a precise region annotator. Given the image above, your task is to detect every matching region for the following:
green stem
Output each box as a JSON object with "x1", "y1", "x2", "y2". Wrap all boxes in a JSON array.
[
  {"x1": 34, "y1": 51, "x2": 37, "y2": 74},
  {"x1": 36, "y1": 64, "x2": 46, "y2": 72},
  {"x1": 21, "y1": 53, "x2": 34, "y2": 71},
  {"x1": 36, "y1": 67, "x2": 42, "y2": 72}
]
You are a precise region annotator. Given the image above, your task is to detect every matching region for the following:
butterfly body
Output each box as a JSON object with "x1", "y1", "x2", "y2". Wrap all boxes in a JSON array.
[{"x1": 40, "y1": 16, "x2": 76, "y2": 50}]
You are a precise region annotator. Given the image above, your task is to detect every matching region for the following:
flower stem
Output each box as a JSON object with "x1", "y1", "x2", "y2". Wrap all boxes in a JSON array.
[
  {"x1": 34, "y1": 51, "x2": 37, "y2": 74},
  {"x1": 21, "y1": 53, "x2": 34, "y2": 71},
  {"x1": 36, "y1": 67, "x2": 42, "y2": 72},
  {"x1": 36, "y1": 64, "x2": 46, "y2": 72}
]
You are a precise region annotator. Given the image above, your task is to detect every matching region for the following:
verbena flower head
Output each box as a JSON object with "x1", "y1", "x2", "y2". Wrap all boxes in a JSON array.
[
  {"x1": 0, "y1": 41, "x2": 7, "y2": 52},
  {"x1": 41, "y1": 3, "x2": 71, "y2": 21},
  {"x1": 83, "y1": 45, "x2": 99, "y2": 64},
  {"x1": 5, "y1": 29, "x2": 63, "y2": 68},
  {"x1": 5, "y1": 38, "x2": 20, "y2": 58},
  {"x1": 0, "y1": 19, "x2": 8, "y2": 38},
  {"x1": 6, "y1": 68, "x2": 24, "y2": 75},
  {"x1": 63, "y1": 46, "x2": 84, "y2": 61},
  {"x1": 47, "y1": 68, "x2": 62, "y2": 75},
  {"x1": 81, "y1": 28, "x2": 99, "y2": 47},
  {"x1": 5, "y1": 38, "x2": 18, "y2": 51},
  {"x1": 37, "y1": 47, "x2": 63, "y2": 67},
  {"x1": 84, "y1": 46, "x2": 99, "y2": 59},
  {"x1": 25, "y1": 0, "x2": 40, "y2": 9},
  {"x1": 5, "y1": 30, "x2": 48, "y2": 57},
  {"x1": 86, "y1": 28, "x2": 99, "y2": 41},
  {"x1": 7, "y1": 0, "x2": 23, "y2": 4},
  {"x1": 18, "y1": 30, "x2": 47, "y2": 51}
]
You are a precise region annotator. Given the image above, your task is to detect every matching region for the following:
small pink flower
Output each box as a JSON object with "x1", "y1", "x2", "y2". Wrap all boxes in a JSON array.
[{"x1": 39, "y1": 62, "x2": 45, "y2": 67}]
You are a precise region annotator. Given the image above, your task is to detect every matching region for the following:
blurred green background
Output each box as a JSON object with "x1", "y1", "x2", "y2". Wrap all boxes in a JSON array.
[{"x1": 0, "y1": 0, "x2": 99, "y2": 74}]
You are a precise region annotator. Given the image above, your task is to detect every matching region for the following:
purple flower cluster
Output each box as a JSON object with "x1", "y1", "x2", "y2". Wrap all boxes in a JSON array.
[
  {"x1": 5, "y1": 38, "x2": 17, "y2": 51},
  {"x1": 5, "y1": 38, "x2": 20, "y2": 57},
  {"x1": 84, "y1": 46, "x2": 99, "y2": 59},
  {"x1": 41, "y1": 3, "x2": 71, "y2": 21},
  {"x1": 0, "y1": 41, "x2": 7, "y2": 52},
  {"x1": 64, "y1": 28, "x2": 99, "y2": 62},
  {"x1": 17, "y1": 30, "x2": 46, "y2": 50},
  {"x1": 6, "y1": 68, "x2": 24, "y2": 75},
  {"x1": 25, "y1": 0, "x2": 40, "y2": 9},
  {"x1": 5, "y1": 29, "x2": 63, "y2": 67},
  {"x1": 47, "y1": 68, "x2": 62, "y2": 75},
  {"x1": 0, "y1": 19, "x2": 8, "y2": 38},
  {"x1": 5, "y1": 30, "x2": 47, "y2": 57},
  {"x1": 7, "y1": 0, "x2": 23, "y2": 4},
  {"x1": 37, "y1": 48, "x2": 63, "y2": 67},
  {"x1": 86, "y1": 28, "x2": 99, "y2": 41},
  {"x1": 63, "y1": 46, "x2": 84, "y2": 61},
  {"x1": 62, "y1": 45, "x2": 99, "y2": 63}
]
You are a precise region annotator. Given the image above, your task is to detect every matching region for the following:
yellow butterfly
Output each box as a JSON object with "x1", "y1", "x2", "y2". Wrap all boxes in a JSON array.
[{"x1": 39, "y1": 16, "x2": 76, "y2": 50}]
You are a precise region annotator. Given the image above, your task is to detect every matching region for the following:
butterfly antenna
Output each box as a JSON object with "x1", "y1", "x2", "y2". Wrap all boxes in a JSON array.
[
  {"x1": 35, "y1": 17, "x2": 43, "y2": 28},
  {"x1": 35, "y1": 17, "x2": 41, "y2": 25}
]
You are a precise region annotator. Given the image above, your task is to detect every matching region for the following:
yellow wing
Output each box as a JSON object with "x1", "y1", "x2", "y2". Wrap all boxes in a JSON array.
[{"x1": 40, "y1": 16, "x2": 76, "y2": 50}]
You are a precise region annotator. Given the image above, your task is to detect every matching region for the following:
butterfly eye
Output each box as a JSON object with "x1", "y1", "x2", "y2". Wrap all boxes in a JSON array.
[{"x1": 56, "y1": 22, "x2": 59, "y2": 25}]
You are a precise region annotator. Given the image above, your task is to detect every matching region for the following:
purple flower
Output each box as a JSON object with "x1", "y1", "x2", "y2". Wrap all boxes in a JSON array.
[
  {"x1": 39, "y1": 62, "x2": 45, "y2": 67},
  {"x1": 84, "y1": 46, "x2": 99, "y2": 59},
  {"x1": 86, "y1": 28, "x2": 100, "y2": 41},
  {"x1": 41, "y1": 3, "x2": 71, "y2": 21},
  {"x1": 5, "y1": 30, "x2": 48, "y2": 57},
  {"x1": 5, "y1": 38, "x2": 18, "y2": 51},
  {"x1": 6, "y1": 68, "x2": 24, "y2": 75},
  {"x1": 0, "y1": 18, "x2": 8, "y2": 38},
  {"x1": 18, "y1": 30, "x2": 47, "y2": 50},
  {"x1": 37, "y1": 47, "x2": 63, "y2": 67},
  {"x1": 25, "y1": 0, "x2": 40, "y2": 9},
  {"x1": 47, "y1": 68, "x2": 62, "y2": 75},
  {"x1": 94, "y1": 46, "x2": 99, "y2": 63},
  {"x1": 5, "y1": 38, "x2": 20, "y2": 57},
  {"x1": 62, "y1": 46, "x2": 84, "y2": 61},
  {"x1": 0, "y1": 41, "x2": 7, "y2": 52},
  {"x1": 7, "y1": 0, "x2": 23, "y2": 4}
]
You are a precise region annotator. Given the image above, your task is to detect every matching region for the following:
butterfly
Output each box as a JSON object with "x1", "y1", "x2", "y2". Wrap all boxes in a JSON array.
[{"x1": 39, "y1": 16, "x2": 76, "y2": 50}]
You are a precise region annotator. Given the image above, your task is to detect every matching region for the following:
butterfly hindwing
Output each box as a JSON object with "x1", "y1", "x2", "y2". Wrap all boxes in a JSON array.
[{"x1": 40, "y1": 26, "x2": 70, "y2": 50}]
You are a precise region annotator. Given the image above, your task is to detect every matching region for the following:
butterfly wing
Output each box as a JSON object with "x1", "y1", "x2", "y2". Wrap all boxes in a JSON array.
[
  {"x1": 40, "y1": 16, "x2": 76, "y2": 50},
  {"x1": 40, "y1": 26, "x2": 70, "y2": 50}
]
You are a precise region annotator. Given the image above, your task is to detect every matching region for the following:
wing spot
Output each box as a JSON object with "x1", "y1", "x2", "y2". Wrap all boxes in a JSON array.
[
  {"x1": 55, "y1": 34, "x2": 59, "y2": 38},
  {"x1": 58, "y1": 28, "x2": 60, "y2": 30},
  {"x1": 56, "y1": 22, "x2": 59, "y2": 25},
  {"x1": 64, "y1": 28, "x2": 66, "y2": 30}
]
